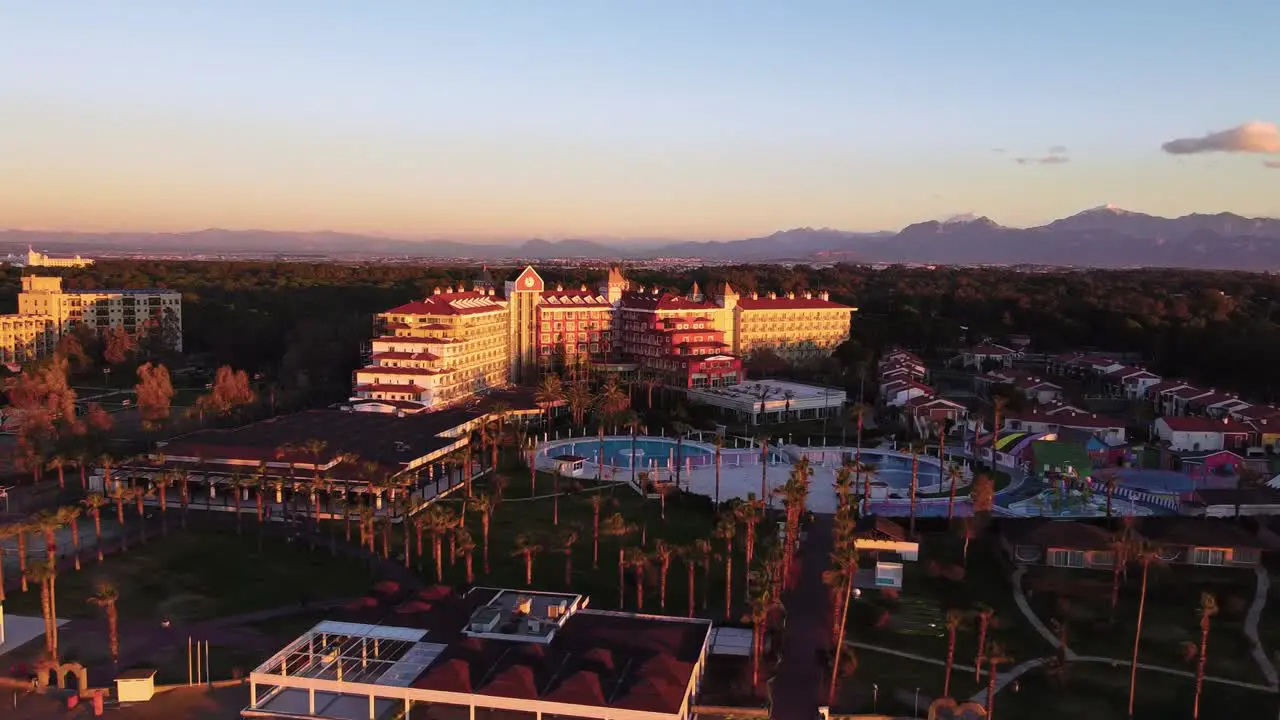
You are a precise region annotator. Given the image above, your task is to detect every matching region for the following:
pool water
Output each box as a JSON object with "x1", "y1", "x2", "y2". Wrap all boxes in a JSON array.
[{"x1": 546, "y1": 437, "x2": 786, "y2": 469}]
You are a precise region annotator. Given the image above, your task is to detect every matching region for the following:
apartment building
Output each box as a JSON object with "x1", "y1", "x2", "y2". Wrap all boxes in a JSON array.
[
  {"x1": 354, "y1": 287, "x2": 509, "y2": 411},
  {"x1": 0, "y1": 314, "x2": 57, "y2": 365},
  {"x1": 0, "y1": 275, "x2": 183, "y2": 364}
]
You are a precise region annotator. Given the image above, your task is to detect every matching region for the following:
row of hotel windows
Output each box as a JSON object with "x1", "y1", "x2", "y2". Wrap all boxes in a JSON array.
[
  {"x1": 539, "y1": 322, "x2": 608, "y2": 331},
  {"x1": 540, "y1": 344, "x2": 599, "y2": 355},
  {"x1": 541, "y1": 333, "x2": 603, "y2": 344}
]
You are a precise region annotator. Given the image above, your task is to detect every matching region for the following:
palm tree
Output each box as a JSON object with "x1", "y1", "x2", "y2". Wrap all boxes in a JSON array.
[
  {"x1": 512, "y1": 533, "x2": 543, "y2": 586},
  {"x1": 625, "y1": 410, "x2": 642, "y2": 488},
  {"x1": 680, "y1": 541, "x2": 708, "y2": 618},
  {"x1": 1234, "y1": 466, "x2": 1264, "y2": 521},
  {"x1": 653, "y1": 539, "x2": 675, "y2": 611},
  {"x1": 943, "y1": 609, "x2": 963, "y2": 697},
  {"x1": 734, "y1": 495, "x2": 764, "y2": 574},
  {"x1": 1193, "y1": 592, "x2": 1219, "y2": 720},
  {"x1": 671, "y1": 420, "x2": 691, "y2": 489},
  {"x1": 625, "y1": 546, "x2": 650, "y2": 609},
  {"x1": 57, "y1": 506, "x2": 83, "y2": 571},
  {"x1": 73, "y1": 449, "x2": 91, "y2": 490},
  {"x1": 594, "y1": 407, "x2": 610, "y2": 481},
  {"x1": 423, "y1": 505, "x2": 458, "y2": 582},
  {"x1": 130, "y1": 485, "x2": 150, "y2": 544},
  {"x1": 152, "y1": 471, "x2": 175, "y2": 537},
  {"x1": 1127, "y1": 540, "x2": 1162, "y2": 717},
  {"x1": 984, "y1": 642, "x2": 1011, "y2": 718},
  {"x1": 80, "y1": 493, "x2": 107, "y2": 562},
  {"x1": 589, "y1": 494, "x2": 606, "y2": 569},
  {"x1": 0, "y1": 523, "x2": 18, "y2": 601},
  {"x1": 748, "y1": 564, "x2": 782, "y2": 691},
  {"x1": 98, "y1": 453, "x2": 116, "y2": 493},
  {"x1": 87, "y1": 582, "x2": 120, "y2": 668},
  {"x1": 974, "y1": 604, "x2": 995, "y2": 682},
  {"x1": 711, "y1": 434, "x2": 724, "y2": 505},
  {"x1": 946, "y1": 463, "x2": 963, "y2": 521},
  {"x1": 909, "y1": 444, "x2": 921, "y2": 536},
  {"x1": 470, "y1": 494, "x2": 494, "y2": 574},
  {"x1": 826, "y1": 544, "x2": 860, "y2": 705},
  {"x1": 600, "y1": 513, "x2": 635, "y2": 608},
  {"x1": 1101, "y1": 471, "x2": 1119, "y2": 521},
  {"x1": 453, "y1": 527, "x2": 476, "y2": 584},
  {"x1": 555, "y1": 527, "x2": 579, "y2": 586},
  {"x1": 31, "y1": 509, "x2": 64, "y2": 566},
  {"x1": 833, "y1": 463, "x2": 854, "y2": 513},
  {"x1": 715, "y1": 513, "x2": 737, "y2": 619},
  {"x1": 755, "y1": 434, "x2": 771, "y2": 507},
  {"x1": 535, "y1": 374, "x2": 564, "y2": 427},
  {"x1": 46, "y1": 454, "x2": 69, "y2": 490},
  {"x1": 934, "y1": 419, "x2": 948, "y2": 492},
  {"x1": 26, "y1": 560, "x2": 59, "y2": 660},
  {"x1": 990, "y1": 396, "x2": 1007, "y2": 471}
]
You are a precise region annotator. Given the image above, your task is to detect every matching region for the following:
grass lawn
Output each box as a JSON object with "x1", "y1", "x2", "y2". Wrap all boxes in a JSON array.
[
  {"x1": 5, "y1": 525, "x2": 377, "y2": 623},
  {"x1": 845, "y1": 534, "x2": 1054, "y2": 668},
  {"x1": 833, "y1": 647, "x2": 986, "y2": 715},
  {"x1": 418, "y1": 472, "x2": 758, "y2": 621},
  {"x1": 1022, "y1": 564, "x2": 1268, "y2": 684},
  {"x1": 992, "y1": 661, "x2": 1278, "y2": 720}
]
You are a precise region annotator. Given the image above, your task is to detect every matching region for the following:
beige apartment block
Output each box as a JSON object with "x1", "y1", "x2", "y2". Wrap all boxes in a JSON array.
[{"x1": 16, "y1": 275, "x2": 183, "y2": 352}]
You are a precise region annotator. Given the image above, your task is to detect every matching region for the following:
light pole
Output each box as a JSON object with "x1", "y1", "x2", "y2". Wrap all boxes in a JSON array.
[
  {"x1": 914, "y1": 688, "x2": 920, "y2": 717},
  {"x1": 872, "y1": 683, "x2": 879, "y2": 713}
]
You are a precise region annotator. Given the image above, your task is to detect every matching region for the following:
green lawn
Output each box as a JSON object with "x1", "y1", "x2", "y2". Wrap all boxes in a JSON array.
[
  {"x1": 5, "y1": 526, "x2": 377, "y2": 623},
  {"x1": 421, "y1": 473, "x2": 759, "y2": 620},
  {"x1": 845, "y1": 535, "x2": 1054, "y2": 668},
  {"x1": 1022, "y1": 564, "x2": 1268, "y2": 685}
]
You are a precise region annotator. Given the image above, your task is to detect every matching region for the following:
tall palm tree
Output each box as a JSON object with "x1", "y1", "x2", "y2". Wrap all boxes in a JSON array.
[
  {"x1": 1127, "y1": 540, "x2": 1162, "y2": 717},
  {"x1": 943, "y1": 609, "x2": 963, "y2": 697},
  {"x1": 87, "y1": 582, "x2": 120, "y2": 668},
  {"x1": 424, "y1": 505, "x2": 458, "y2": 582},
  {"x1": 31, "y1": 509, "x2": 64, "y2": 566},
  {"x1": 775, "y1": 471, "x2": 810, "y2": 591},
  {"x1": 57, "y1": 506, "x2": 83, "y2": 572},
  {"x1": 990, "y1": 396, "x2": 1007, "y2": 471},
  {"x1": 470, "y1": 493, "x2": 494, "y2": 574},
  {"x1": 600, "y1": 513, "x2": 635, "y2": 608},
  {"x1": 934, "y1": 419, "x2": 948, "y2": 495},
  {"x1": 984, "y1": 642, "x2": 1011, "y2": 719},
  {"x1": 107, "y1": 483, "x2": 128, "y2": 552},
  {"x1": 595, "y1": 407, "x2": 610, "y2": 481},
  {"x1": 653, "y1": 539, "x2": 675, "y2": 611},
  {"x1": 671, "y1": 420, "x2": 691, "y2": 489},
  {"x1": 130, "y1": 485, "x2": 150, "y2": 544},
  {"x1": 26, "y1": 560, "x2": 59, "y2": 660},
  {"x1": 152, "y1": 471, "x2": 175, "y2": 537},
  {"x1": 535, "y1": 374, "x2": 564, "y2": 427},
  {"x1": 755, "y1": 434, "x2": 771, "y2": 508},
  {"x1": 833, "y1": 463, "x2": 854, "y2": 513},
  {"x1": 1193, "y1": 592, "x2": 1219, "y2": 720},
  {"x1": 589, "y1": 494, "x2": 606, "y2": 569},
  {"x1": 734, "y1": 495, "x2": 765, "y2": 575},
  {"x1": 909, "y1": 444, "x2": 921, "y2": 536},
  {"x1": 453, "y1": 527, "x2": 476, "y2": 584},
  {"x1": 747, "y1": 562, "x2": 782, "y2": 691},
  {"x1": 711, "y1": 434, "x2": 724, "y2": 506},
  {"x1": 80, "y1": 493, "x2": 107, "y2": 562},
  {"x1": 715, "y1": 513, "x2": 737, "y2": 619},
  {"x1": 946, "y1": 464, "x2": 963, "y2": 521},
  {"x1": 974, "y1": 604, "x2": 995, "y2": 682},
  {"x1": 625, "y1": 410, "x2": 642, "y2": 488},
  {"x1": 555, "y1": 527, "x2": 579, "y2": 586},
  {"x1": 73, "y1": 449, "x2": 91, "y2": 490},
  {"x1": 826, "y1": 544, "x2": 860, "y2": 705},
  {"x1": 680, "y1": 541, "x2": 708, "y2": 618},
  {"x1": 625, "y1": 546, "x2": 650, "y2": 609},
  {"x1": 512, "y1": 533, "x2": 543, "y2": 586},
  {"x1": 1101, "y1": 471, "x2": 1119, "y2": 522},
  {"x1": 46, "y1": 454, "x2": 69, "y2": 490}
]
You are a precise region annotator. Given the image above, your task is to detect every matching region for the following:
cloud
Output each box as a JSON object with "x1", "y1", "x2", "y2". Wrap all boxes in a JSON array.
[
  {"x1": 1048, "y1": 145, "x2": 1068, "y2": 154},
  {"x1": 1161, "y1": 121, "x2": 1280, "y2": 155},
  {"x1": 1015, "y1": 155, "x2": 1070, "y2": 165},
  {"x1": 990, "y1": 148, "x2": 1007, "y2": 153},
  {"x1": 1265, "y1": 159, "x2": 1280, "y2": 169}
]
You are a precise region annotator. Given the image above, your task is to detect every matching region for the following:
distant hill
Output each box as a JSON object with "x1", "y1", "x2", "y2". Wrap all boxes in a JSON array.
[{"x1": 5, "y1": 206, "x2": 1280, "y2": 269}]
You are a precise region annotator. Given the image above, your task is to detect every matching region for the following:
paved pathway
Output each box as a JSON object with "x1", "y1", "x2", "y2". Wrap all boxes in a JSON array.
[
  {"x1": 1247, "y1": 566, "x2": 1279, "y2": 688},
  {"x1": 1008, "y1": 566, "x2": 1069, "y2": 654},
  {"x1": 770, "y1": 514, "x2": 833, "y2": 720}
]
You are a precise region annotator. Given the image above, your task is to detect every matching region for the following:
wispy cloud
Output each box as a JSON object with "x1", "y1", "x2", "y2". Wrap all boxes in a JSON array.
[
  {"x1": 1161, "y1": 121, "x2": 1280, "y2": 154},
  {"x1": 1264, "y1": 159, "x2": 1280, "y2": 169},
  {"x1": 1015, "y1": 155, "x2": 1070, "y2": 165},
  {"x1": 1048, "y1": 145, "x2": 1068, "y2": 154}
]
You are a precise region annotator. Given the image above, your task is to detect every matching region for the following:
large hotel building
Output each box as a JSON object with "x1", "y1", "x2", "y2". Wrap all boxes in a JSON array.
[
  {"x1": 353, "y1": 266, "x2": 854, "y2": 413},
  {"x1": 0, "y1": 275, "x2": 183, "y2": 365}
]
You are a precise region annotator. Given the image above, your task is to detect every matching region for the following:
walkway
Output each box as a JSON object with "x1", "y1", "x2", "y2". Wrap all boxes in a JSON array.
[
  {"x1": 1247, "y1": 566, "x2": 1279, "y2": 688},
  {"x1": 770, "y1": 514, "x2": 834, "y2": 720}
]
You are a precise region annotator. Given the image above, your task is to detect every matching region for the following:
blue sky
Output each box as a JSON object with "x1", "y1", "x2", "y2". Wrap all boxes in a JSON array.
[{"x1": 1, "y1": 1, "x2": 1277, "y2": 238}]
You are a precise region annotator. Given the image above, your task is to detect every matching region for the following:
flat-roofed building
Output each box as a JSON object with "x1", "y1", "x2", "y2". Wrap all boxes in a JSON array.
[
  {"x1": 0, "y1": 313, "x2": 56, "y2": 365},
  {"x1": 244, "y1": 586, "x2": 715, "y2": 720}
]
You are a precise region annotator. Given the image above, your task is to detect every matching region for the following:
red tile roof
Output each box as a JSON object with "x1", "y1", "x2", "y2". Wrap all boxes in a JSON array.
[
  {"x1": 1237, "y1": 405, "x2": 1280, "y2": 421},
  {"x1": 385, "y1": 292, "x2": 506, "y2": 316},
  {"x1": 539, "y1": 289, "x2": 612, "y2": 307},
  {"x1": 1159, "y1": 416, "x2": 1252, "y2": 433},
  {"x1": 966, "y1": 343, "x2": 1017, "y2": 356},
  {"x1": 1187, "y1": 392, "x2": 1245, "y2": 409},
  {"x1": 1171, "y1": 386, "x2": 1211, "y2": 400},
  {"x1": 1146, "y1": 380, "x2": 1192, "y2": 396},
  {"x1": 619, "y1": 291, "x2": 719, "y2": 312},
  {"x1": 1005, "y1": 520, "x2": 1115, "y2": 551}
]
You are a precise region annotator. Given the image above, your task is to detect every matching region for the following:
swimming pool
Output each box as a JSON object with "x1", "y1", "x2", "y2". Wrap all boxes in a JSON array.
[{"x1": 542, "y1": 437, "x2": 786, "y2": 469}]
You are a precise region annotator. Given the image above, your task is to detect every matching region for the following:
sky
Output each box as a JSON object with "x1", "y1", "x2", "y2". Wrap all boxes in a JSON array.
[{"x1": 2, "y1": 1, "x2": 1279, "y2": 240}]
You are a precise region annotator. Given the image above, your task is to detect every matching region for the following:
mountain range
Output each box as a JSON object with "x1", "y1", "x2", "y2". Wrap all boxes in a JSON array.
[{"x1": 5, "y1": 206, "x2": 1280, "y2": 270}]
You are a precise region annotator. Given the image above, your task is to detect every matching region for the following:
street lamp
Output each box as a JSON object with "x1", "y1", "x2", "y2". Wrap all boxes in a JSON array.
[
  {"x1": 872, "y1": 683, "x2": 879, "y2": 713},
  {"x1": 914, "y1": 688, "x2": 920, "y2": 717}
]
